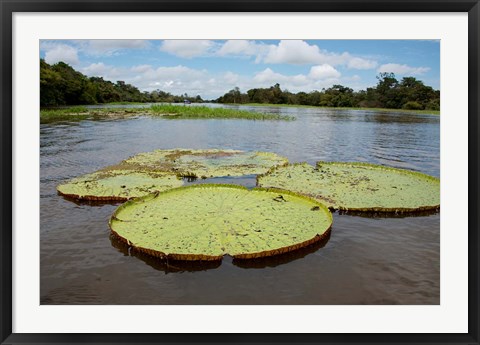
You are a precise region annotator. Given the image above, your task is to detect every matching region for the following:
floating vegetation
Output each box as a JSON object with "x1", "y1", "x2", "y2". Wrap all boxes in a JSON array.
[
  {"x1": 257, "y1": 162, "x2": 440, "y2": 213},
  {"x1": 57, "y1": 168, "x2": 183, "y2": 201},
  {"x1": 40, "y1": 104, "x2": 295, "y2": 122},
  {"x1": 109, "y1": 184, "x2": 332, "y2": 261},
  {"x1": 40, "y1": 106, "x2": 91, "y2": 123},
  {"x1": 149, "y1": 104, "x2": 294, "y2": 120},
  {"x1": 121, "y1": 149, "x2": 289, "y2": 179}
]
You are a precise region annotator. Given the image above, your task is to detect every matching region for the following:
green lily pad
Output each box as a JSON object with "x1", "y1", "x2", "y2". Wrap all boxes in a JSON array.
[
  {"x1": 109, "y1": 184, "x2": 332, "y2": 261},
  {"x1": 257, "y1": 162, "x2": 440, "y2": 213},
  {"x1": 57, "y1": 169, "x2": 183, "y2": 201},
  {"x1": 121, "y1": 149, "x2": 288, "y2": 178}
]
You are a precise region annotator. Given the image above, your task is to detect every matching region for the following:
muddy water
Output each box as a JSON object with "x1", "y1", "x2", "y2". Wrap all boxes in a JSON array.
[{"x1": 40, "y1": 105, "x2": 439, "y2": 304}]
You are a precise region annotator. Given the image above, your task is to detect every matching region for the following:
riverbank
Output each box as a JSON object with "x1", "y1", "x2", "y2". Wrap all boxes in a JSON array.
[
  {"x1": 40, "y1": 104, "x2": 295, "y2": 123},
  {"x1": 223, "y1": 103, "x2": 440, "y2": 115}
]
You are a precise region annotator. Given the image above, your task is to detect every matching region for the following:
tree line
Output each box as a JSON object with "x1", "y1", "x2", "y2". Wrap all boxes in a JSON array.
[
  {"x1": 40, "y1": 59, "x2": 203, "y2": 106},
  {"x1": 41, "y1": 59, "x2": 439, "y2": 111},
  {"x1": 216, "y1": 74, "x2": 440, "y2": 111}
]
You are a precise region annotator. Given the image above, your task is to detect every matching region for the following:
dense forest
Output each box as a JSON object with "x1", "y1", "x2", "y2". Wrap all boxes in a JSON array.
[
  {"x1": 41, "y1": 59, "x2": 439, "y2": 111},
  {"x1": 40, "y1": 59, "x2": 203, "y2": 106},
  {"x1": 216, "y1": 76, "x2": 440, "y2": 111}
]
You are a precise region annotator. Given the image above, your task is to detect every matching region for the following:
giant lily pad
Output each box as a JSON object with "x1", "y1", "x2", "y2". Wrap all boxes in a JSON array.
[
  {"x1": 121, "y1": 149, "x2": 288, "y2": 178},
  {"x1": 57, "y1": 168, "x2": 183, "y2": 201},
  {"x1": 257, "y1": 162, "x2": 440, "y2": 213},
  {"x1": 109, "y1": 184, "x2": 332, "y2": 261}
]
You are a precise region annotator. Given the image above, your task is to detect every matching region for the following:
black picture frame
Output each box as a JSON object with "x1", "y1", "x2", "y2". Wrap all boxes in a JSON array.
[{"x1": 1, "y1": 1, "x2": 479, "y2": 344}]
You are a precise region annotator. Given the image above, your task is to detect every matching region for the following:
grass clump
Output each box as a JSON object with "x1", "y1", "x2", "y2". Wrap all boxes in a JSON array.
[
  {"x1": 40, "y1": 104, "x2": 295, "y2": 122},
  {"x1": 102, "y1": 101, "x2": 146, "y2": 105},
  {"x1": 149, "y1": 104, "x2": 294, "y2": 120},
  {"x1": 40, "y1": 106, "x2": 91, "y2": 123}
]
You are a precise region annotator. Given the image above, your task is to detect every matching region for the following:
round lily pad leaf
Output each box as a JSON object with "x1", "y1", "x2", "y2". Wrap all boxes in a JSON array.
[
  {"x1": 57, "y1": 169, "x2": 183, "y2": 201},
  {"x1": 257, "y1": 162, "x2": 440, "y2": 213},
  {"x1": 109, "y1": 184, "x2": 332, "y2": 261},
  {"x1": 121, "y1": 149, "x2": 288, "y2": 178}
]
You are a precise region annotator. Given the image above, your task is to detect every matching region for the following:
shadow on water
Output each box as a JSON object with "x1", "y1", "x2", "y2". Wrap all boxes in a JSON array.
[
  {"x1": 233, "y1": 231, "x2": 331, "y2": 269},
  {"x1": 109, "y1": 231, "x2": 332, "y2": 273},
  {"x1": 58, "y1": 192, "x2": 125, "y2": 207},
  {"x1": 184, "y1": 174, "x2": 257, "y2": 188},
  {"x1": 109, "y1": 234, "x2": 222, "y2": 273},
  {"x1": 336, "y1": 208, "x2": 440, "y2": 218}
]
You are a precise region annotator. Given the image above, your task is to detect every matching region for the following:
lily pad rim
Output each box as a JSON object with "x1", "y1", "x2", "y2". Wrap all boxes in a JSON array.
[{"x1": 109, "y1": 183, "x2": 333, "y2": 261}]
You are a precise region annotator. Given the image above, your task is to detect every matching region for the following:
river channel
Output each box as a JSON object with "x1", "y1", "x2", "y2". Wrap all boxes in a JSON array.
[{"x1": 40, "y1": 104, "x2": 439, "y2": 304}]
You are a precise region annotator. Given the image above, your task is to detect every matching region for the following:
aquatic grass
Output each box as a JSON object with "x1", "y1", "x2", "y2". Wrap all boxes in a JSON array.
[
  {"x1": 40, "y1": 106, "x2": 148, "y2": 123},
  {"x1": 40, "y1": 104, "x2": 295, "y2": 121},
  {"x1": 149, "y1": 104, "x2": 294, "y2": 120},
  {"x1": 109, "y1": 184, "x2": 332, "y2": 261},
  {"x1": 40, "y1": 106, "x2": 91, "y2": 123},
  {"x1": 101, "y1": 101, "x2": 146, "y2": 105}
]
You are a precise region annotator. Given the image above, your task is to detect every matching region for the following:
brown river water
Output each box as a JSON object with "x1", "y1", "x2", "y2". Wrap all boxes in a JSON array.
[{"x1": 40, "y1": 105, "x2": 440, "y2": 304}]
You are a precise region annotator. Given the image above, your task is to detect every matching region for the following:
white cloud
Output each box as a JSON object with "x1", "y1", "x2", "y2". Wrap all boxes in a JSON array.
[
  {"x1": 264, "y1": 40, "x2": 326, "y2": 65},
  {"x1": 218, "y1": 40, "x2": 378, "y2": 70},
  {"x1": 217, "y1": 40, "x2": 260, "y2": 56},
  {"x1": 252, "y1": 68, "x2": 310, "y2": 88},
  {"x1": 43, "y1": 43, "x2": 79, "y2": 66},
  {"x1": 252, "y1": 67, "x2": 341, "y2": 92},
  {"x1": 79, "y1": 61, "x2": 359, "y2": 99},
  {"x1": 253, "y1": 68, "x2": 287, "y2": 84},
  {"x1": 81, "y1": 63, "x2": 210, "y2": 96},
  {"x1": 130, "y1": 64, "x2": 152, "y2": 73},
  {"x1": 347, "y1": 57, "x2": 378, "y2": 70},
  {"x1": 223, "y1": 71, "x2": 239, "y2": 84},
  {"x1": 350, "y1": 74, "x2": 361, "y2": 81},
  {"x1": 377, "y1": 63, "x2": 430, "y2": 75},
  {"x1": 159, "y1": 40, "x2": 215, "y2": 58},
  {"x1": 78, "y1": 40, "x2": 151, "y2": 56},
  {"x1": 309, "y1": 64, "x2": 341, "y2": 79},
  {"x1": 82, "y1": 62, "x2": 110, "y2": 75}
]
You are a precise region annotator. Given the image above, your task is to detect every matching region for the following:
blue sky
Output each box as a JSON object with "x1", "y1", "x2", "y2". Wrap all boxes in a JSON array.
[{"x1": 40, "y1": 39, "x2": 440, "y2": 99}]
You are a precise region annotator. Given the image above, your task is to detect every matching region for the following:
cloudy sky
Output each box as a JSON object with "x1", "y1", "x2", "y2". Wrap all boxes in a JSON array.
[{"x1": 40, "y1": 39, "x2": 440, "y2": 99}]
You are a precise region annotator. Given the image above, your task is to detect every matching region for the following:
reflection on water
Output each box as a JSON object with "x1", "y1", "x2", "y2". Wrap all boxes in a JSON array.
[
  {"x1": 40, "y1": 105, "x2": 440, "y2": 305},
  {"x1": 233, "y1": 232, "x2": 331, "y2": 269},
  {"x1": 336, "y1": 208, "x2": 440, "y2": 218},
  {"x1": 110, "y1": 234, "x2": 222, "y2": 273}
]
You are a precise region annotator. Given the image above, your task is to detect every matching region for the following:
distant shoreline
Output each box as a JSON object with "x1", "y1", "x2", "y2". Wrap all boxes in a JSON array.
[
  {"x1": 221, "y1": 103, "x2": 440, "y2": 115},
  {"x1": 41, "y1": 102, "x2": 440, "y2": 116}
]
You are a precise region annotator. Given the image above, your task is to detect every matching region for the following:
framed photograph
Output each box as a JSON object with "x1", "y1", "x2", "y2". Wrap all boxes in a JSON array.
[{"x1": 1, "y1": 1, "x2": 478, "y2": 344}]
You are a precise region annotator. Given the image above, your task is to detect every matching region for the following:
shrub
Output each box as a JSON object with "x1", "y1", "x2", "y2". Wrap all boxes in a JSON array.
[{"x1": 402, "y1": 101, "x2": 424, "y2": 110}]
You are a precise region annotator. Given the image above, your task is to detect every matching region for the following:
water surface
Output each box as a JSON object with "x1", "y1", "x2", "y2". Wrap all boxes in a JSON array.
[{"x1": 40, "y1": 105, "x2": 440, "y2": 304}]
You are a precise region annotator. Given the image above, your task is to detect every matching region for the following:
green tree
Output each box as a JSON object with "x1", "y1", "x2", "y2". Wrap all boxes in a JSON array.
[{"x1": 375, "y1": 72, "x2": 402, "y2": 108}]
